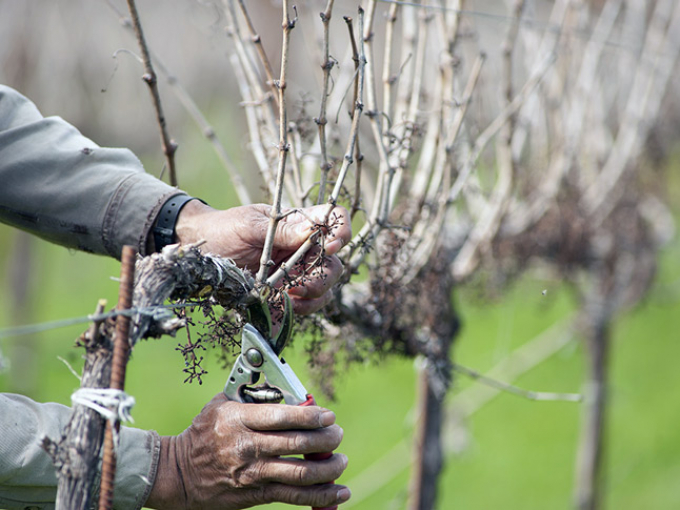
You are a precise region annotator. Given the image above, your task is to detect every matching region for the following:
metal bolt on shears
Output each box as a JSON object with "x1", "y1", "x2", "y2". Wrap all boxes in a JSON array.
[
  {"x1": 224, "y1": 322, "x2": 311, "y2": 405},
  {"x1": 223, "y1": 293, "x2": 308, "y2": 405}
]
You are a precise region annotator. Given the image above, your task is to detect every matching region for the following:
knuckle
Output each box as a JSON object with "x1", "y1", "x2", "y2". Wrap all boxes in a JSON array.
[
  {"x1": 241, "y1": 462, "x2": 268, "y2": 488},
  {"x1": 233, "y1": 470, "x2": 252, "y2": 488},
  {"x1": 260, "y1": 484, "x2": 288, "y2": 505},
  {"x1": 232, "y1": 402, "x2": 255, "y2": 430},
  {"x1": 219, "y1": 435, "x2": 262, "y2": 489},
  {"x1": 294, "y1": 463, "x2": 308, "y2": 484},
  {"x1": 268, "y1": 403, "x2": 293, "y2": 424},
  {"x1": 234, "y1": 434, "x2": 255, "y2": 459},
  {"x1": 223, "y1": 463, "x2": 246, "y2": 489},
  {"x1": 310, "y1": 488, "x2": 338, "y2": 507},
  {"x1": 247, "y1": 484, "x2": 274, "y2": 505},
  {"x1": 287, "y1": 431, "x2": 306, "y2": 453},
  {"x1": 259, "y1": 485, "x2": 275, "y2": 504},
  {"x1": 326, "y1": 254, "x2": 342, "y2": 268}
]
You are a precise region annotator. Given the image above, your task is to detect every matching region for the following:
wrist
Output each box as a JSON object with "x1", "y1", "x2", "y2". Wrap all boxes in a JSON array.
[
  {"x1": 145, "y1": 436, "x2": 187, "y2": 510},
  {"x1": 174, "y1": 198, "x2": 215, "y2": 246},
  {"x1": 152, "y1": 195, "x2": 209, "y2": 252}
]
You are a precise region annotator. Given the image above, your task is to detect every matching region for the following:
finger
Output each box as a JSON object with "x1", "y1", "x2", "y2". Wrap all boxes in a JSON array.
[
  {"x1": 319, "y1": 205, "x2": 351, "y2": 255},
  {"x1": 259, "y1": 483, "x2": 352, "y2": 507},
  {"x1": 287, "y1": 254, "x2": 343, "y2": 300},
  {"x1": 234, "y1": 401, "x2": 337, "y2": 430},
  {"x1": 290, "y1": 290, "x2": 333, "y2": 316},
  {"x1": 276, "y1": 205, "x2": 351, "y2": 253},
  {"x1": 260, "y1": 453, "x2": 348, "y2": 486},
  {"x1": 257, "y1": 425, "x2": 344, "y2": 457}
]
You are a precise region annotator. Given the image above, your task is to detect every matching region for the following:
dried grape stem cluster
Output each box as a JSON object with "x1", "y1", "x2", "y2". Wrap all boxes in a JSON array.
[
  {"x1": 58, "y1": 2, "x2": 679, "y2": 509},
  {"x1": 131, "y1": 243, "x2": 259, "y2": 382},
  {"x1": 221, "y1": 2, "x2": 678, "y2": 507}
]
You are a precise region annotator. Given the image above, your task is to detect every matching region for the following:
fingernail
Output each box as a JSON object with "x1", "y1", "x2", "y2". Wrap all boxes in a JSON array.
[
  {"x1": 325, "y1": 238, "x2": 344, "y2": 256},
  {"x1": 337, "y1": 487, "x2": 352, "y2": 502},
  {"x1": 287, "y1": 286, "x2": 307, "y2": 298},
  {"x1": 320, "y1": 411, "x2": 336, "y2": 427}
]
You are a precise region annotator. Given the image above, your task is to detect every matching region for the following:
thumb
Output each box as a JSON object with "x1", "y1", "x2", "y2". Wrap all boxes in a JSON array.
[{"x1": 274, "y1": 210, "x2": 316, "y2": 251}]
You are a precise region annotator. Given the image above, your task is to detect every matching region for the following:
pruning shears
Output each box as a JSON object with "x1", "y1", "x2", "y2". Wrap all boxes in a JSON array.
[{"x1": 223, "y1": 295, "x2": 336, "y2": 510}]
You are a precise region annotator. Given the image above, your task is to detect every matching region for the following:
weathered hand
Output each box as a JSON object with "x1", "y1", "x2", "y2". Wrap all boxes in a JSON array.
[
  {"x1": 175, "y1": 201, "x2": 351, "y2": 315},
  {"x1": 145, "y1": 393, "x2": 350, "y2": 510}
]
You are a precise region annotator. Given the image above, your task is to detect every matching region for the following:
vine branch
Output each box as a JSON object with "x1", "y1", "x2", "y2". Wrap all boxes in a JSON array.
[
  {"x1": 125, "y1": 0, "x2": 178, "y2": 186},
  {"x1": 256, "y1": 0, "x2": 297, "y2": 285}
]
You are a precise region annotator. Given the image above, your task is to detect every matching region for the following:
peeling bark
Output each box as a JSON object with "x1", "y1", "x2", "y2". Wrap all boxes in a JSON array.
[{"x1": 43, "y1": 303, "x2": 114, "y2": 510}]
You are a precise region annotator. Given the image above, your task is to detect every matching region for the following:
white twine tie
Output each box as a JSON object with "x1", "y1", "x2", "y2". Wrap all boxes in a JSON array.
[{"x1": 71, "y1": 388, "x2": 136, "y2": 451}]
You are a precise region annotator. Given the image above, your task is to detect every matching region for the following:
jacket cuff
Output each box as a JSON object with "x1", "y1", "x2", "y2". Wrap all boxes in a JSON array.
[
  {"x1": 100, "y1": 170, "x2": 185, "y2": 259},
  {"x1": 113, "y1": 427, "x2": 161, "y2": 510}
]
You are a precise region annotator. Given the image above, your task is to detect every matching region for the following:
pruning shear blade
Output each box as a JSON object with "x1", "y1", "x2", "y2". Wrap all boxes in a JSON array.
[{"x1": 223, "y1": 324, "x2": 308, "y2": 405}]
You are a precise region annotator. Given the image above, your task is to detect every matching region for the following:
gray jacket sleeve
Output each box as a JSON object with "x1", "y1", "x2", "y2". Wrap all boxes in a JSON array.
[
  {"x1": 0, "y1": 84, "x2": 183, "y2": 259},
  {"x1": 0, "y1": 86, "x2": 174, "y2": 507},
  {"x1": 0, "y1": 393, "x2": 160, "y2": 510}
]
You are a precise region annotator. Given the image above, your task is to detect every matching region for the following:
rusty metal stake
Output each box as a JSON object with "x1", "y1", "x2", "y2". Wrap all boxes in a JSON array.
[{"x1": 98, "y1": 245, "x2": 137, "y2": 510}]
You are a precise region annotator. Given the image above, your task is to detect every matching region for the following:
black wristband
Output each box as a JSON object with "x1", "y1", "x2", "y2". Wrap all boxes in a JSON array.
[{"x1": 153, "y1": 194, "x2": 200, "y2": 252}]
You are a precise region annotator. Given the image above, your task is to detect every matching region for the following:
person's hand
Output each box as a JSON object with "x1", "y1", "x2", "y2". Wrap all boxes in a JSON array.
[
  {"x1": 175, "y1": 201, "x2": 351, "y2": 315},
  {"x1": 145, "y1": 393, "x2": 350, "y2": 510}
]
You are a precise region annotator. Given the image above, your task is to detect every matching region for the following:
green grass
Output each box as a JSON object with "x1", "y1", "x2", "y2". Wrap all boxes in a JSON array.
[
  {"x1": 2, "y1": 234, "x2": 679, "y2": 509},
  {"x1": 2, "y1": 149, "x2": 680, "y2": 509}
]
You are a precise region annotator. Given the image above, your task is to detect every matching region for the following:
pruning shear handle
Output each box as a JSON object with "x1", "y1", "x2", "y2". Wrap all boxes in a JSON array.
[
  {"x1": 300, "y1": 394, "x2": 335, "y2": 510},
  {"x1": 223, "y1": 320, "x2": 337, "y2": 510}
]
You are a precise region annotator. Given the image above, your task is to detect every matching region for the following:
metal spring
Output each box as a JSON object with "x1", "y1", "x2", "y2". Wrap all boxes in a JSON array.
[{"x1": 243, "y1": 387, "x2": 284, "y2": 404}]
